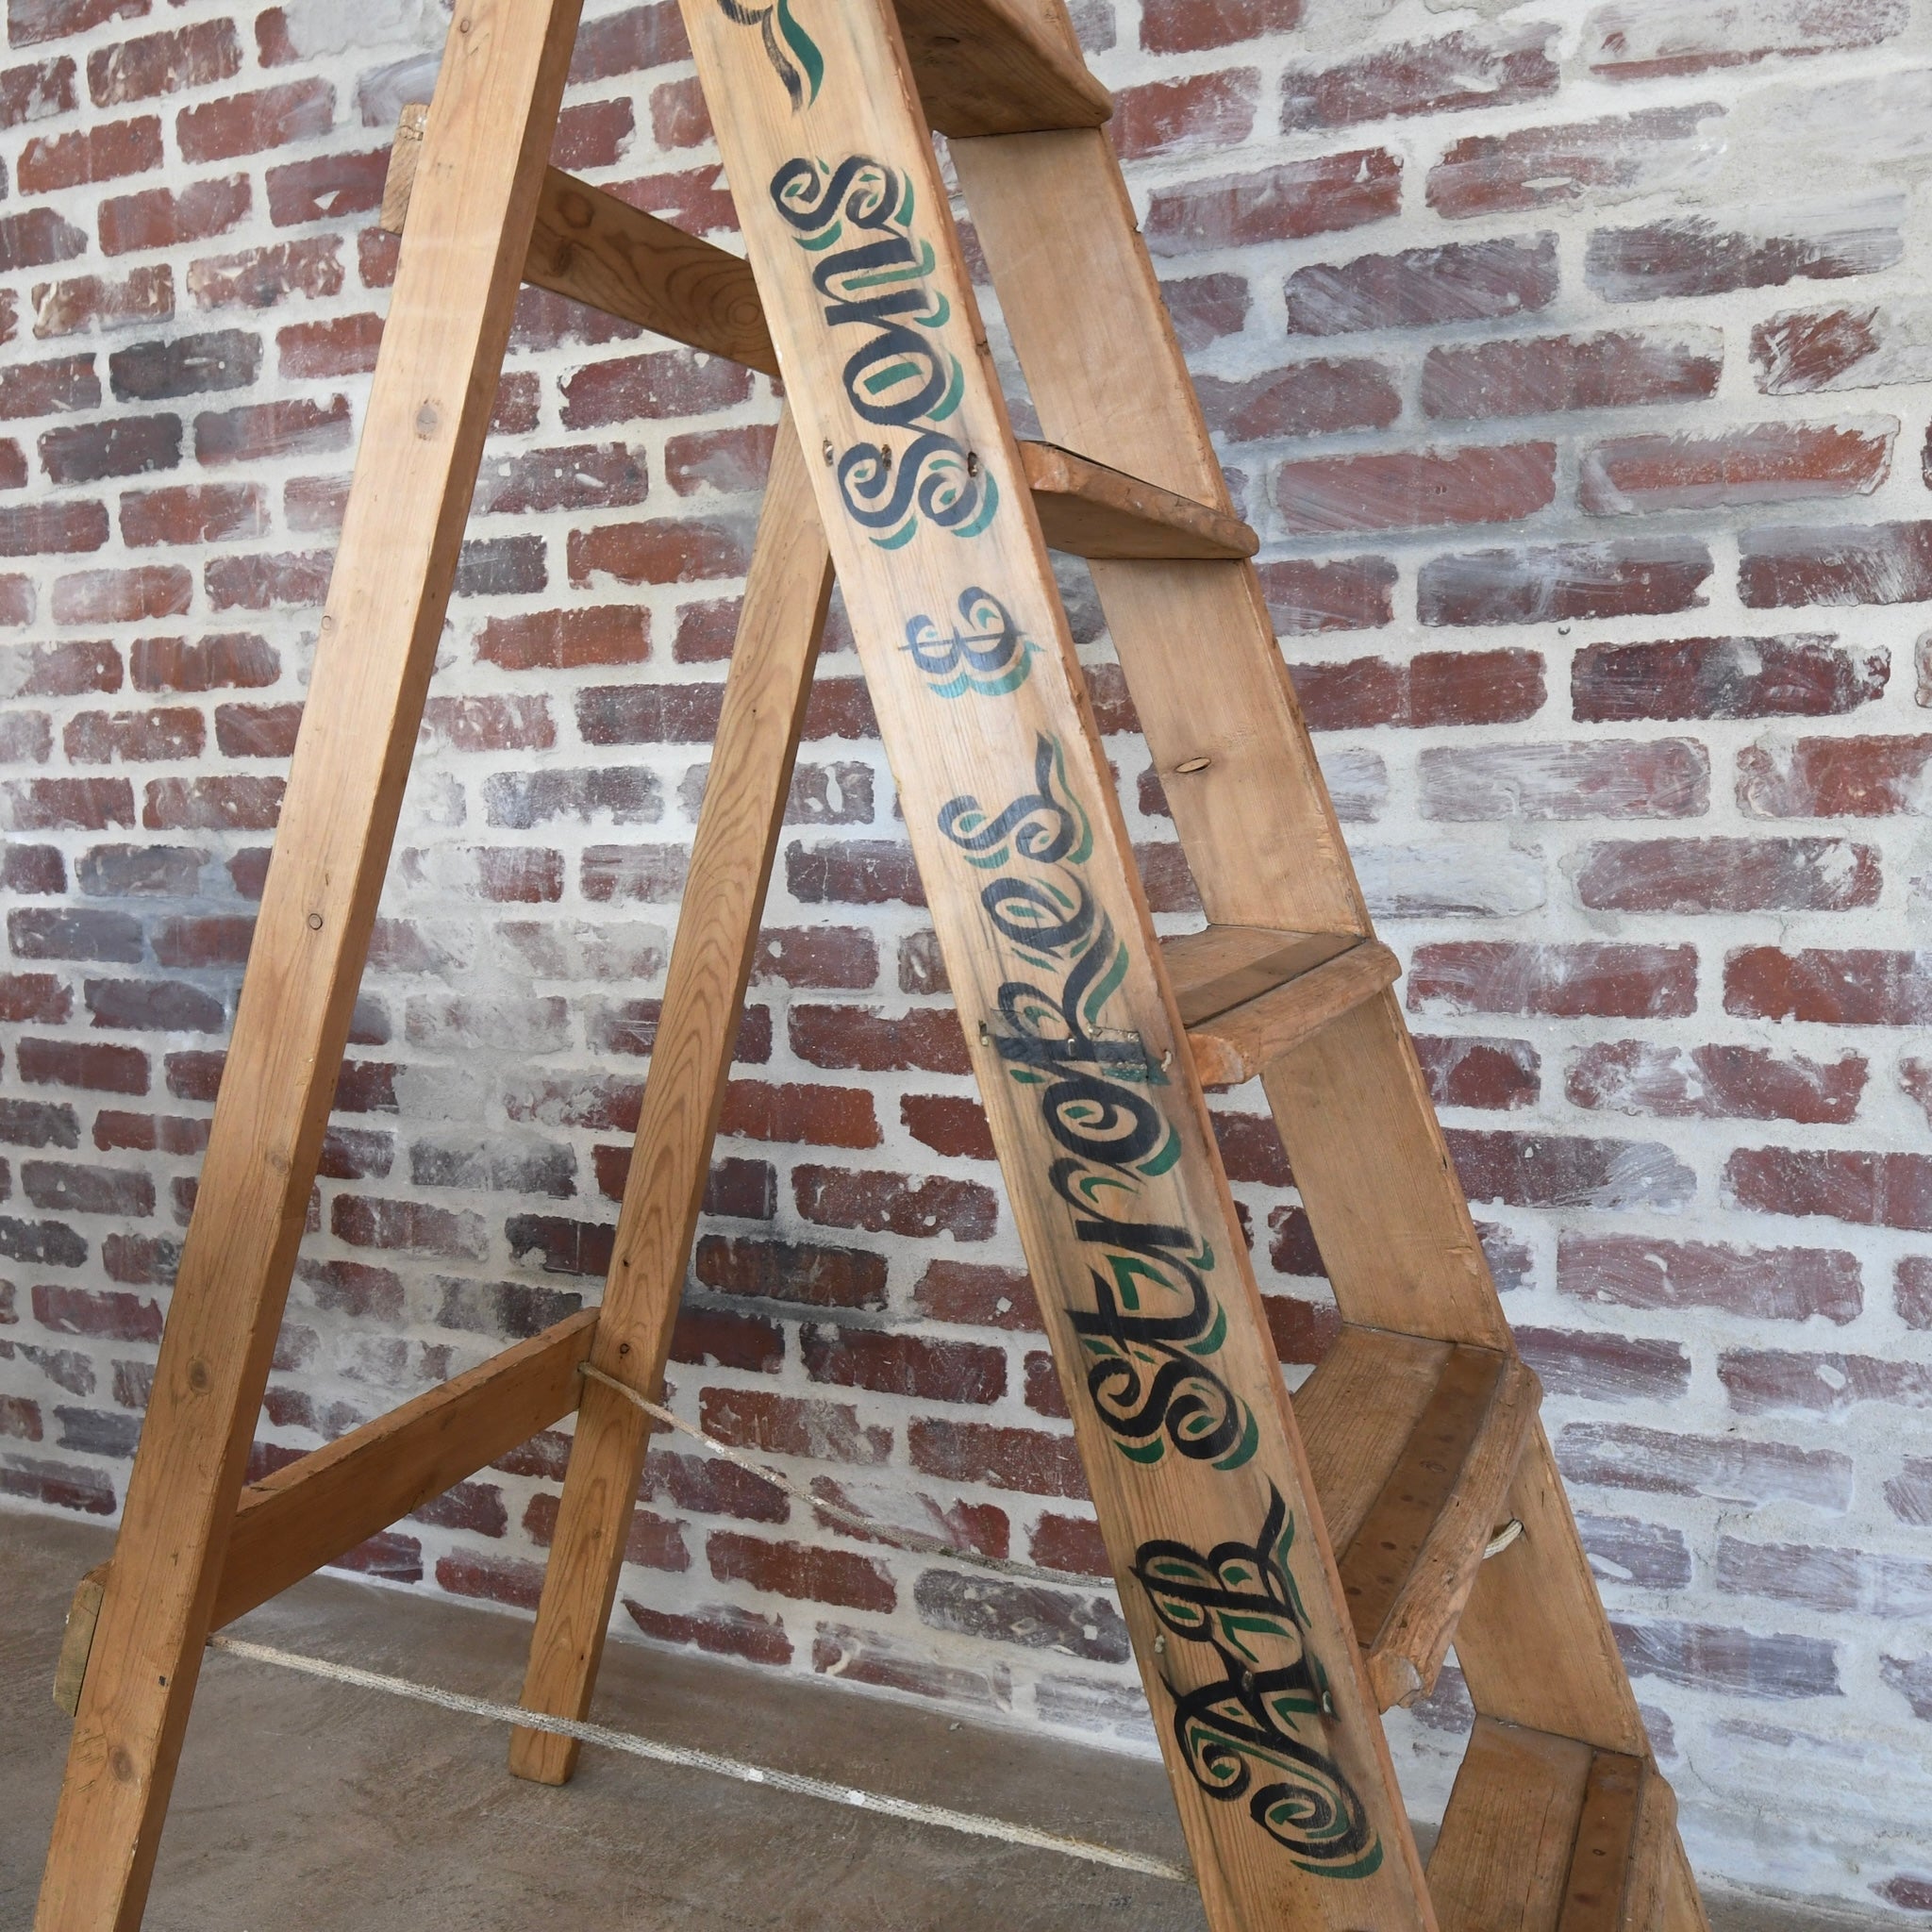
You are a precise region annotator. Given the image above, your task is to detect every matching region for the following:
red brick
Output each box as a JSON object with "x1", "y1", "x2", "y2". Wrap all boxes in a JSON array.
[
  {"x1": 0, "y1": 972, "x2": 67, "y2": 1023},
  {"x1": 142, "y1": 774, "x2": 283, "y2": 829},
  {"x1": 1140, "y1": 0, "x2": 1296, "y2": 52},
  {"x1": 0, "y1": 353, "x2": 96, "y2": 419},
  {"x1": 560, "y1": 346, "x2": 752, "y2": 429},
  {"x1": 18, "y1": 112, "x2": 159, "y2": 192},
  {"x1": 32, "y1": 264, "x2": 169, "y2": 339},
  {"x1": 1557, "y1": 1235, "x2": 1861, "y2": 1325},
  {"x1": 1574, "y1": 633, "x2": 1885, "y2": 723},
  {"x1": 1586, "y1": 0, "x2": 1907, "y2": 80},
  {"x1": 0, "y1": 208, "x2": 87, "y2": 273},
  {"x1": 1112, "y1": 68, "x2": 1257, "y2": 160},
  {"x1": 0, "y1": 1457, "x2": 114, "y2": 1514},
  {"x1": 1743, "y1": 732, "x2": 1932, "y2": 816},
  {"x1": 1517, "y1": 1326, "x2": 1690, "y2": 1403},
  {"x1": 786, "y1": 841, "x2": 925, "y2": 908},
  {"x1": 1144, "y1": 149, "x2": 1399, "y2": 257},
  {"x1": 1286, "y1": 648, "x2": 1542, "y2": 728},
  {"x1": 911, "y1": 1259, "x2": 1041, "y2": 1332},
  {"x1": 1429, "y1": 105, "x2": 1719, "y2": 221},
  {"x1": 1613, "y1": 1616, "x2": 1839, "y2": 1698},
  {"x1": 568, "y1": 2, "x2": 688, "y2": 81},
  {"x1": 109, "y1": 327, "x2": 259, "y2": 401},
  {"x1": 791, "y1": 1006, "x2": 969, "y2": 1077},
  {"x1": 63, "y1": 705, "x2": 201, "y2": 762},
  {"x1": 0, "y1": 53, "x2": 75, "y2": 125},
  {"x1": 2, "y1": 842, "x2": 64, "y2": 892},
  {"x1": 568, "y1": 516, "x2": 749, "y2": 588},
  {"x1": 1568, "y1": 1041, "x2": 1865, "y2": 1126},
  {"x1": 708, "y1": 1530, "x2": 893, "y2": 1613},
  {"x1": 1419, "y1": 540, "x2": 1711, "y2": 626},
  {"x1": 1452, "y1": 1130, "x2": 1694, "y2": 1211},
  {"x1": 1588, "y1": 210, "x2": 1903, "y2": 304},
  {"x1": 186, "y1": 236, "x2": 341, "y2": 309},
  {"x1": 332, "y1": 1193, "x2": 487, "y2": 1261},
  {"x1": 624, "y1": 1598, "x2": 790, "y2": 1666},
  {"x1": 99, "y1": 175, "x2": 251, "y2": 255},
  {"x1": 1414, "y1": 1035, "x2": 1540, "y2": 1111},
  {"x1": 205, "y1": 549, "x2": 332, "y2": 609},
  {"x1": 1582, "y1": 420, "x2": 1891, "y2": 515},
  {"x1": 474, "y1": 441, "x2": 648, "y2": 516},
  {"x1": 900, "y1": 1093, "x2": 993, "y2": 1163},
  {"x1": 748, "y1": 925, "x2": 875, "y2": 991},
  {"x1": 1725, "y1": 947, "x2": 1932, "y2": 1025},
  {"x1": 1719, "y1": 1351, "x2": 1932, "y2": 1418},
  {"x1": 908, "y1": 1418, "x2": 1088, "y2": 1499},
  {"x1": 5, "y1": 775, "x2": 132, "y2": 828},
  {"x1": 693, "y1": 1233, "x2": 887, "y2": 1311},
  {"x1": 120, "y1": 480, "x2": 265, "y2": 547},
  {"x1": 1411, "y1": 941, "x2": 1695, "y2": 1020},
  {"x1": 195, "y1": 392, "x2": 349, "y2": 466},
  {"x1": 719, "y1": 1080, "x2": 879, "y2": 1150},
  {"x1": 11, "y1": 0, "x2": 142, "y2": 47},
  {"x1": 793, "y1": 1164, "x2": 996, "y2": 1242},
  {"x1": 176, "y1": 77, "x2": 331, "y2": 162},
  {"x1": 1725, "y1": 1146, "x2": 1932, "y2": 1232},
  {"x1": 8, "y1": 904, "x2": 141, "y2": 961},
  {"x1": 801, "y1": 1327, "x2": 1005, "y2": 1406},
  {"x1": 1559, "y1": 1421, "x2": 1852, "y2": 1511},
  {"x1": 1196, "y1": 358, "x2": 1398, "y2": 442},
  {"x1": 130, "y1": 631, "x2": 274, "y2": 691},
  {"x1": 699, "y1": 1388, "x2": 890, "y2": 1467},
  {"x1": 647, "y1": 73, "x2": 708, "y2": 149},
  {"x1": 39, "y1": 414, "x2": 178, "y2": 484},
  {"x1": 274, "y1": 311, "x2": 380, "y2": 382},
  {"x1": 51, "y1": 562, "x2": 187, "y2": 623},
  {"x1": 1577, "y1": 837, "x2": 1878, "y2": 913},
  {"x1": 664, "y1": 423, "x2": 774, "y2": 497},
  {"x1": 264, "y1": 147, "x2": 387, "y2": 227},
  {"x1": 1275, "y1": 442, "x2": 1553, "y2": 535},
  {"x1": 1287, "y1": 233, "x2": 1557, "y2": 336},
  {"x1": 1257, "y1": 556, "x2": 1395, "y2": 636},
  {"x1": 1749, "y1": 302, "x2": 1893, "y2": 396},
  {"x1": 1423, "y1": 326, "x2": 1722, "y2": 422},
  {"x1": 1421, "y1": 738, "x2": 1707, "y2": 819},
  {"x1": 1, "y1": 637, "x2": 116, "y2": 695},
  {"x1": 1161, "y1": 271, "x2": 1250, "y2": 352},
  {"x1": 87, "y1": 19, "x2": 237, "y2": 103},
  {"x1": 1284, "y1": 24, "x2": 1557, "y2": 130}
]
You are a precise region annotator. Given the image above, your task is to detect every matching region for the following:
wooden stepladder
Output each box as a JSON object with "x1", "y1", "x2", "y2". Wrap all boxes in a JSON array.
[{"x1": 36, "y1": 2, "x2": 1712, "y2": 1928}]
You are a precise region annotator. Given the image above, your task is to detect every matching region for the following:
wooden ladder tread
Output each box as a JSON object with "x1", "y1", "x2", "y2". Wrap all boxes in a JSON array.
[
  {"x1": 1161, "y1": 924, "x2": 1402, "y2": 1085},
  {"x1": 896, "y1": 0, "x2": 1111, "y2": 135},
  {"x1": 1292, "y1": 1324, "x2": 1540, "y2": 1710},
  {"x1": 1430, "y1": 1717, "x2": 1676, "y2": 1932},
  {"x1": 1020, "y1": 441, "x2": 1256, "y2": 559}
]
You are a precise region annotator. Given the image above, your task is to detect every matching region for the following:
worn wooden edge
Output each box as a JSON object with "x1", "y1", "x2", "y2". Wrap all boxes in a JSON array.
[
  {"x1": 213, "y1": 1309, "x2": 597, "y2": 1628},
  {"x1": 51, "y1": 1565, "x2": 108, "y2": 1718},
  {"x1": 1020, "y1": 441, "x2": 1257, "y2": 559},
  {"x1": 383, "y1": 110, "x2": 778, "y2": 376},
  {"x1": 896, "y1": 0, "x2": 1111, "y2": 135},
  {"x1": 1184, "y1": 938, "x2": 1400, "y2": 1086},
  {"x1": 1359, "y1": 1348, "x2": 1540, "y2": 1711}
]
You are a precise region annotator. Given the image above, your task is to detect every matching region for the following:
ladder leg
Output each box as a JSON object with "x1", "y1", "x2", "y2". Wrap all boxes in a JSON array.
[
  {"x1": 508, "y1": 408, "x2": 832, "y2": 1783},
  {"x1": 952, "y1": 58, "x2": 1695, "y2": 1906},
  {"x1": 677, "y1": 7, "x2": 1432, "y2": 1926},
  {"x1": 31, "y1": 6, "x2": 583, "y2": 1925}
]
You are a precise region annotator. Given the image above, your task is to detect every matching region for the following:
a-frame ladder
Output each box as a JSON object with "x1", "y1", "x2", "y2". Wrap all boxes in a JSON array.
[{"x1": 35, "y1": 3, "x2": 1710, "y2": 1928}]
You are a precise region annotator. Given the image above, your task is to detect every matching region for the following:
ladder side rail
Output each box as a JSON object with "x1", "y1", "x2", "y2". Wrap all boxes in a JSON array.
[
  {"x1": 32, "y1": 4, "x2": 587, "y2": 1926},
  {"x1": 508, "y1": 407, "x2": 834, "y2": 1785},
  {"x1": 675, "y1": 5, "x2": 1435, "y2": 1925}
]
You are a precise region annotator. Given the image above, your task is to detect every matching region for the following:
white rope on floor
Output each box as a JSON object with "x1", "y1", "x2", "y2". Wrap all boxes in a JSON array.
[{"x1": 206, "y1": 1633, "x2": 1192, "y2": 1886}]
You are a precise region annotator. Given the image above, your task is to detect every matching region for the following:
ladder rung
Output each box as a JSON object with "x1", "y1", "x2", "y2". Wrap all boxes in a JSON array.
[
  {"x1": 895, "y1": 0, "x2": 1111, "y2": 135},
  {"x1": 381, "y1": 105, "x2": 779, "y2": 376},
  {"x1": 383, "y1": 126, "x2": 1238, "y2": 563},
  {"x1": 1021, "y1": 441, "x2": 1256, "y2": 560},
  {"x1": 1292, "y1": 1325, "x2": 1539, "y2": 1710},
  {"x1": 1430, "y1": 1718, "x2": 1676, "y2": 1932},
  {"x1": 1162, "y1": 923, "x2": 1400, "y2": 1086}
]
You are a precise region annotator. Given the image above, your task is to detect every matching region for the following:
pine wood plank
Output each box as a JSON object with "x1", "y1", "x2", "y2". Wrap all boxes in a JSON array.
[
  {"x1": 1164, "y1": 924, "x2": 1354, "y2": 1029},
  {"x1": 896, "y1": 0, "x2": 1110, "y2": 135},
  {"x1": 382, "y1": 109, "x2": 778, "y2": 376},
  {"x1": 509, "y1": 407, "x2": 833, "y2": 1785},
  {"x1": 1429, "y1": 1718, "x2": 1594, "y2": 1932},
  {"x1": 216, "y1": 1312, "x2": 595, "y2": 1627},
  {"x1": 51, "y1": 1568, "x2": 108, "y2": 1720},
  {"x1": 32, "y1": 8, "x2": 586, "y2": 1925},
  {"x1": 1020, "y1": 441, "x2": 1256, "y2": 559},
  {"x1": 1340, "y1": 1345, "x2": 1538, "y2": 1709},
  {"x1": 1188, "y1": 940, "x2": 1401, "y2": 1087},
  {"x1": 675, "y1": 4, "x2": 1430, "y2": 1922}
]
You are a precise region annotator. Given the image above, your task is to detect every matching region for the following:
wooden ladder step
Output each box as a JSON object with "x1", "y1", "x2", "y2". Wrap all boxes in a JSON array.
[
  {"x1": 1430, "y1": 1717, "x2": 1676, "y2": 1932},
  {"x1": 1021, "y1": 441, "x2": 1256, "y2": 559},
  {"x1": 1293, "y1": 1324, "x2": 1540, "y2": 1710},
  {"x1": 897, "y1": 0, "x2": 1111, "y2": 135},
  {"x1": 1162, "y1": 923, "x2": 1402, "y2": 1086}
]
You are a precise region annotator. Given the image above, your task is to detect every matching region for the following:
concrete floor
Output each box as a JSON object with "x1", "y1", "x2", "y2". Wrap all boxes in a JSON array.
[{"x1": 0, "y1": 1509, "x2": 1884, "y2": 1931}]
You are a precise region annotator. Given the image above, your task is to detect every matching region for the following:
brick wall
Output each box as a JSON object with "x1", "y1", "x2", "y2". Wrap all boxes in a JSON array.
[{"x1": 3, "y1": 0, "x2": 1931, "y2": 1911}]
